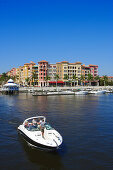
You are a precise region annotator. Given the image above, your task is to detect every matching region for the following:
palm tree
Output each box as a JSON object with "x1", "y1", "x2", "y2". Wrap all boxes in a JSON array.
[
  {"x1": 80, "y1": 75, "x2": 85, "y2": 86},
  {"x1": 87, "y1": 73, "x2": 93, "y2": 86},
  {"x1": 45, "y1": 75, "x2": 51, "y2": 87},
  {"x1": 11, "y1": 76, "x2": 16, "y2": 81},
  {"x1": 63, "y1": 74, "x2": 69, "y2": 86},
  {"x1": 72, "y1": 75, "x2": 77, "y2": 86},
  {"x1": 94, "y1": 75, "x2": 100, "y2": 86},
  {"x1": 102, "y1": 75, "x2": 108, "y2": 86},
  {"x1": 32, "y1": 72, "x2": 38, "y2": 86},
  {"x1": 25, "y1": 77, "x2": 30, "y2": 86},
  {"x1": 54, "y1": 74, "x2": 59, "y2": 87}
]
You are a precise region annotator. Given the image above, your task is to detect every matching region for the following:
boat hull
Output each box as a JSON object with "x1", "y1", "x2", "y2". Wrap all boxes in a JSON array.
[{"x1": 18, "y1": 129, "x2": 58, "y2": 150}]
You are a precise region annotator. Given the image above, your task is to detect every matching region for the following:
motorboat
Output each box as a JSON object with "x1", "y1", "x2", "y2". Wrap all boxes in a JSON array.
[
  {"x1": 47, "y1": 91, "x2": 59, "y2": 95},
  {"x1": 18, "y1": 116, "x2": 63, "y2": 150},
  {"x1": 88, "y1": 90, "x2": 106, "y2": 94},
  {"x1": 105, "y1": 89, "x2": 113, "y2": 93},
  {"x1": 75, "y1": 90, "x2": 88, "y2": 95},
  {"x1": 47, "y1": 90, "x2": 74, "y2": 95}
]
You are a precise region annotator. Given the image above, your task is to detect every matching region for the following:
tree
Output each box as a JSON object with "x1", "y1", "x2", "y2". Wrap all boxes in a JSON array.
[
  {"x1": 80, "y1": 75, "x2": 85, "y2": 86},
  {"x1": 11, "y1": 76, "x2": 16, "y2": 81},
  {"x1": 72, "y1": 75, "x2": 77, "y2": 86},
  {"x1": 0, "y1": 72, "x2": 8, "y2": 85},
  {"x1": 102, "y1": 75, "x2": 108, "y2": 86},
  {"x1": 32, "y1": 72, "x2": 38, "y2": 86},
  {"x1": 87, "y1": 73, "x2": 93, "y2": 86},
  {"x1": 45, "y1": 75, "x2": 51, "y2": 86},
  {"x1": 25, "y1": 77, "x2": 30, "y2": 86},
  {"x1": 94, "y1": 75, "x2": 100, "y2": 86},
  {"x1": 63, "y1": 74, "x2": 69, "y2": 86},
  {"x1": 54, "y1": 74, "x2": 59, "y2": 87}
]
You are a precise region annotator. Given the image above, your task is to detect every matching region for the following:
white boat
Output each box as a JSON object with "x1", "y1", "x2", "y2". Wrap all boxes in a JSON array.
[
  {"x1": 105, "y1": 90, "x2": 113, "y2": 93},
  {"x1": 63, "y1": 90, "x2": 75, "y2": 94},
  {"x1": 75, "y1": 91, "x2": 88, "y2": 95},
  {"x1": 18, "y1": 116, "x2": 63, "y2": 150},
  {"x1": 47, "y1": 91, "x2": 59, "y2": 95},
  {"x1": 47, "y1": 90, "x2": 74, "y2": 95},
  {"x1": 88, "y1": 90, "x2": 106, "y2": 94}
]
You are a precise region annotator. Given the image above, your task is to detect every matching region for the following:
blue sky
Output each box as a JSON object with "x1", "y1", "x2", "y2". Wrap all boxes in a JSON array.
[{"x1": 0, "y1": 0, "x2": 113, "y2": 75}]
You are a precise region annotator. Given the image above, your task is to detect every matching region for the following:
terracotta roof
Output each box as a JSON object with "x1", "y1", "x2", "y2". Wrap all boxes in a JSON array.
[
  {"x1": 75, "y1": 62, "x2": 82, "y2": 64},
  {"x1": 108, "y1": 76, "x2": 113, "y2": 78},
  {"x1": 69, "y1": 63, "x2": 75, "y2": 65},
  {"x1": 82, "y1": 65, "x2": 90, "y2": 68},
  {"x1": 24, "y1": 63, "x2": 30, "y2": 65},
  {"x1": 89, "y1": 64, "x2": 98, "y2": 67},
  {"x1": 30, "y1": 61, "x2": 36, "y2": 64},
  {"x1": 56, "y1": 62, "x2": 61, "y2": 64},
  {"x1": 24, "y1": 62, "x2": 35, "y2": 65},
  {"x1": 61, "y1": 61, "x2": 68, "y2": 63},
  {"x1": 38, "y1": 60, "x2": 48, "y2": 63}
]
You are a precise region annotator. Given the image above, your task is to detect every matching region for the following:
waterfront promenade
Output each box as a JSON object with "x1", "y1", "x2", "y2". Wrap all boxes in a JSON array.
[
  {"x1": 20, "y1": 85, "x2": 113, "y2": 92},
  {"x1": 0, "y1": 86, "x2": 112, "y2": 93}
]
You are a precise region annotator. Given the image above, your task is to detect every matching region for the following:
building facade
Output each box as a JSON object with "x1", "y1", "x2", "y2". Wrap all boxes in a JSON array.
[
  {"x1": 7, "y1": 60, "x2": 99, "y2": 87},
  {"x1": 38, "y1": 60, "x2": 48, "y2": 87}
]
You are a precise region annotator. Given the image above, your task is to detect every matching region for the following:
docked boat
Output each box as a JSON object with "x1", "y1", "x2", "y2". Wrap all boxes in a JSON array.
[
  {"x1": 47, "y1": 90, "x2": 74, "y2": 95},
  {"x1": 75, "y1": 90, "x2": 88, "y2": 95},
  {"x1": 88, "y1": 90, "x2": 106, "y2": 94},
  {"x1": 18, "y1": 116, "x2": 63, "y2": 150}
]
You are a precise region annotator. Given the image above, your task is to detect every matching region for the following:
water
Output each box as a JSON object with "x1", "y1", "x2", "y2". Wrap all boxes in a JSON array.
[{"x1": 0, "y1": 93, "x2": 113, "y2": 170}]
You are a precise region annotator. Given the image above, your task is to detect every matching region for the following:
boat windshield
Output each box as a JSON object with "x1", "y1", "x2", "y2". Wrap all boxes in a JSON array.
[
  {"x1": 45, "y1": 123, "x2": 54, "y2": 130},
  {"x1": 24, "y1": 118, "x2": 53, "y2": 131},
  {"x1": 26, "y1": 125, "x2": 40, "y2": 131}
]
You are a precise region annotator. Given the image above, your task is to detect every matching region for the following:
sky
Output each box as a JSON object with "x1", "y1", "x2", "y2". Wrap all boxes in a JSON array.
[{"x1": 0, "y1": 0, "x2": 113, "y2": 76}]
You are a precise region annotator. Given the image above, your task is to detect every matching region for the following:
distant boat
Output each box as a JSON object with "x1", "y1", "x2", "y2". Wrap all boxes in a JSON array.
[
  {"x1": 75, "y1": 91, "x2": 88, "y2": 95},
  {"x1": 2, "y1": 79, "x2": 19, "y2": 94},
  {"x1": 47, "y1": 90, "x2": 74, "y2": 95},
  {"x1": 88, "y1": 90, "x2": 106, "y2": 94},
  {"x1": 105, "y1": 90, "x2": 113, "y2": 93}
]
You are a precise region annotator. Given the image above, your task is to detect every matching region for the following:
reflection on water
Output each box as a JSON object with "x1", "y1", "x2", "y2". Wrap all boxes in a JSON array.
[
  {"x1": 0, "y1": 93, "x2": 113, "y2": 169},
  {"x1": 18, "y1": 134, "x2": 63, "y2": 169}
]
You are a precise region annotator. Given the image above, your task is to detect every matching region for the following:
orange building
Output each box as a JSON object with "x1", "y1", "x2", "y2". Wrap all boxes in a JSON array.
[{"x1": 38, "y1": 60, "x2": 48, "y2": 87}]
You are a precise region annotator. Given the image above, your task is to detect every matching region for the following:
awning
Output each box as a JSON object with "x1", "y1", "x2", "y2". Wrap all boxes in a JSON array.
[{"x1": 49, "y1": 81, "x2": 64, "y2": 84}]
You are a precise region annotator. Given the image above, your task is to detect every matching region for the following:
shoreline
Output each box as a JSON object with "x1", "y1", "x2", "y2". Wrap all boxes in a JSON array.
[{"x1": 0, "y1": 86, "x2": 113, "y2": 93}]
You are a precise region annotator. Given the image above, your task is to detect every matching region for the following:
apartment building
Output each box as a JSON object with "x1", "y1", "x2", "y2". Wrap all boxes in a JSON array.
[
  {"x1": 81, "y1": 64, "x2": 99, "y2": 85},
  {"x1": 32, "y1": 65, "x2": 38, "y2": 86},
  {"x1": 7, "y1": 68, "x2": 16, "y2": 77},
  {"x1": 56, "y1": 61, "x2": 82, "y2": 85},
  {"x1": 89, "y1": 64, "x2": 98, "y2": 77},
  {"x1": 38, "y1": 60, "x2": 48, "y2": 87},
  {"x1": 81, "y1": 65, "x2": 90, "y2": 78},
  {"x1": 7, "y1": 60, "x2": 99, "y2": 87},
  {"x1": 108, "y1": 76, "x2": 113, "y2": 82},
  {"x1": 47, "y1": 64, "x2": 56, "y2": 81},
  {"x1": 18, "y1": 61, "x2": 35, "y2": 86}
]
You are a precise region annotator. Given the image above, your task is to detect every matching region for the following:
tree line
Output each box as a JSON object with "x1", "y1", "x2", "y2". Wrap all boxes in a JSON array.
[{"x1": 0, "y1": 72, "x2": 113, "y2": 86}]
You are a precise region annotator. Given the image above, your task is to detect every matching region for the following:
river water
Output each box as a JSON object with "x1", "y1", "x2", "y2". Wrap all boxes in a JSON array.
[{"x1": 0, "y1": 93, "x2": 113, "y2": 170}]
